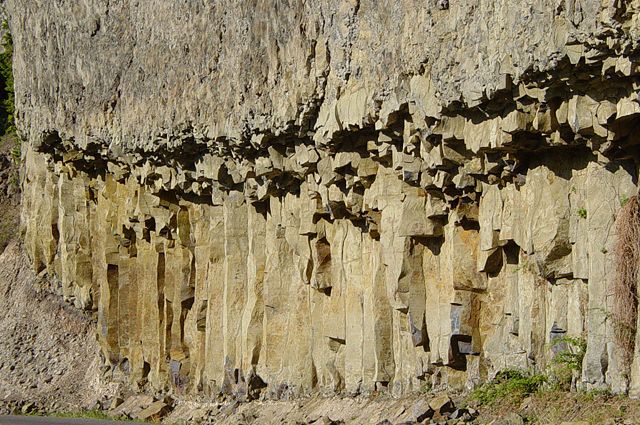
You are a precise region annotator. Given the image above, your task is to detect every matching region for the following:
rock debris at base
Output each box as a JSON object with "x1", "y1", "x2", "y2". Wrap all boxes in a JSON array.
[
  {"x1": 107, "y1": 392, "x2": 478, "y2": 424},
  {"x1": 0, "y1": 242, "x2": 116, "y2": 415}
]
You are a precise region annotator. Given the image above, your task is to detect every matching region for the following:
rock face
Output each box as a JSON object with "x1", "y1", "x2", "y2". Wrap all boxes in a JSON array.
[{"x1": 7, "y1": 0, "x2": 640, "y2": 398}]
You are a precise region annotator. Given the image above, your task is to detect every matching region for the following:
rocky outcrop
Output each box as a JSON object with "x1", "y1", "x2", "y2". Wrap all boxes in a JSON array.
[{"x1": 7, "y1": 0, "x2": 640, "y2": 399}]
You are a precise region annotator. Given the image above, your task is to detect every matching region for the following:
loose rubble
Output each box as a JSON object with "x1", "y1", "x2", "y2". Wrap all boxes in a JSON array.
[
  {"x1": 103, "y1": 391, "x2": 478, "y2": 424},
  {"x1": 0, "y1": 241, "x2": 116, "y2": 415}
]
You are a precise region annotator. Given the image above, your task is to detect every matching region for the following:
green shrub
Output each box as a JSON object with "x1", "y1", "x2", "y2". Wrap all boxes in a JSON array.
[
  {"x1": 0, "y1": 20, "x2": 21, "y2": 167},
  {"x1": 471, "y1": 369, "x2": 547, "y2": 405},
  {"x1": 577, "y1": 208, "x2": 587, "y2": 219},
  {"x1": 0, "y1": 20, "x2": 14, "y2": 136},
  {"x1": 547, "y1": 336, "x2": 586, "y2": 390},
  {"x1": 551, "y1": 336, "x2": 586, "y2": 372}
]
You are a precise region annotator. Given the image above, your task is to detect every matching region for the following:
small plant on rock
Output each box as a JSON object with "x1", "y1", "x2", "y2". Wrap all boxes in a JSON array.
[
  {"x1": 9, "y1": 142, "x2": 19, "y2": 163},
  {"x1": 419, "y1": 381, "x2": 432, "y2": 394},
  {"x1": 620, "y1": 194, "x2": 630, "y2": 207},
  {"x1": 577, "y1": 207, "x2": 587, "y2": 219},
  {"x1": 552, "y1": 336, "x2": 586, "y2": 372},
  {"x1": 549, "y1": 335, "x2": 587, "y2": 390}
]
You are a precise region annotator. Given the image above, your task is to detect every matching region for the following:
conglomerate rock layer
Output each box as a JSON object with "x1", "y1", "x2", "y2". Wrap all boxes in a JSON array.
[{"x1": 8, "y1": 0, "x2": 640, "y2": 399}]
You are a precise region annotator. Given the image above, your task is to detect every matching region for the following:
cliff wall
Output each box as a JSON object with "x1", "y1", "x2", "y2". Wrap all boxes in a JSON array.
[{"x1": 8, "y1": 0, "x2": 640, "y2": 399}]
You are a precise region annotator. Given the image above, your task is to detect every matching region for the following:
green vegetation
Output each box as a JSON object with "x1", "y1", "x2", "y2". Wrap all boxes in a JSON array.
[
  {"x1": 419, "y1": 381, "x2": 432, "y2": 393},
  {"x1": 579, "y1": 388, "x2": 613, "y2": 401},
  {"x1": 577, "y1": 207, "x2": 587, "y2": 219},
  {"x1": 621, "y1": 194, "x2": 630, "y2": 207},
  {"x1": 46, "y1": 409, "x2": 150, "y2": 423},
  {"x1": 465, "y1": 337, "x2": 638, "y2": 424},
  {"x1": 0, "y1": 19, "x2": 19, "y2": 253},
  {"x1": 0, "y1": 19, "x2": 18, "y2": 166},
  {"x1": 547, "y1": 335, "x2": 587, "y2": 390},
  {"x1": 470, "y1": 338, "x2": 586, "y2": 408},
  {"x1": 0, "y1": 20, "x2": 15, "y2": 136},
  {"x1": 471, "y1": 369, "x2": 547, "y2": 405},
  {"x1": 551, "y1": 336, "x2": 586, "y2": 372}
]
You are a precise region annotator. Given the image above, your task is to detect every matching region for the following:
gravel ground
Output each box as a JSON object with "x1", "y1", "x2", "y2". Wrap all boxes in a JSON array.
[{"x1": 0, "y1": 241, "x2": 117, "y2": 415}]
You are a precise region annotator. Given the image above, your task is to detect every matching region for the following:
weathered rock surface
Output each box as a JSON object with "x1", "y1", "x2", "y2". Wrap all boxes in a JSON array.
[{"x1": 6, "y1": 0, "x2": 640, "y2": 401}]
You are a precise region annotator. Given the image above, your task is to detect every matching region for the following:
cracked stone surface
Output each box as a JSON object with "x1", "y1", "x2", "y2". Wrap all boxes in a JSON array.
[{"x1": 6, "y1": 0, "x2": 640, "y2": 400}]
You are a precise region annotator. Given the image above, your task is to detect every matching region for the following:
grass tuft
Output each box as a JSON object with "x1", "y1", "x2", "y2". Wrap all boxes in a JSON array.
[{"x1": 577, "y1": 207, "x2": 587, "y2": 219}]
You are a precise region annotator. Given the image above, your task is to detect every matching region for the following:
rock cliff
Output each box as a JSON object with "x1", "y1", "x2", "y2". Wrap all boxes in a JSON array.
[{"x1": 7, "y1": 0, "x2": 640, "y2": 399}]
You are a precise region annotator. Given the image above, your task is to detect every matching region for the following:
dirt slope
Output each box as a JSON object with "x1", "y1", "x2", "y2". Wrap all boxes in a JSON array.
[{"x1": 0, "y1": 241, "x2": 115, "y2": 414}]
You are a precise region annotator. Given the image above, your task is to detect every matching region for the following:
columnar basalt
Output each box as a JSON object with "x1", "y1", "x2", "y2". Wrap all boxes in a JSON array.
[{"x1": 9, "y1": 0, "x2": 640, "y2": 399}]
